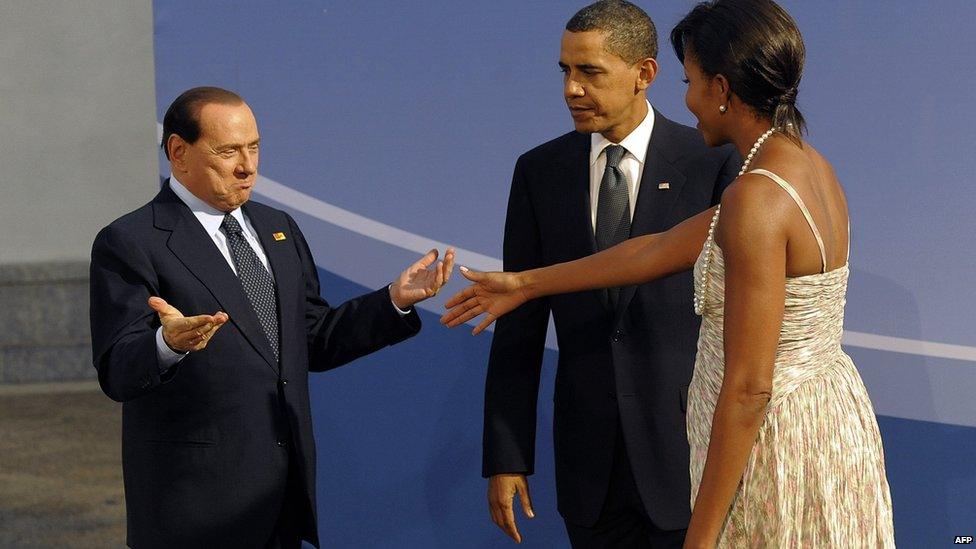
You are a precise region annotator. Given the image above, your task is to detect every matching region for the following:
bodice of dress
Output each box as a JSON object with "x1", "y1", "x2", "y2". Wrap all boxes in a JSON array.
[
  {"x1": 694, "y1": 244, "x2": 849, "y2": 406},
  {"x1": 691, "y1": 168, "x2": 851, "y2": 406}
]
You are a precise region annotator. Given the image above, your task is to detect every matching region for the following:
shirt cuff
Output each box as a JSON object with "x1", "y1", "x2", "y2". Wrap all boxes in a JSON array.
[
  {"x1": 156, "y1": 327, "x2": 188, "y2": 372},
  {"x1": 387, "y1": 284, "x2": 412, "y2": 316}
]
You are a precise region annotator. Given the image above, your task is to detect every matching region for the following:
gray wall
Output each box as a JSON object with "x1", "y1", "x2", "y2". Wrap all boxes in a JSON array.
[
  {"x1": 0, "y1": 1, "x2": 158, "y2": 382},
  {"x1": 0, "y1": 1, "x2": 158, "y2": 263}
]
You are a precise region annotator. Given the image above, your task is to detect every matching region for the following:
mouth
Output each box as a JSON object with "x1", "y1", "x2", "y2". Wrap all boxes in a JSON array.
[{"x1": 568, "y1": 105, "x2": 595, "y2": 119}]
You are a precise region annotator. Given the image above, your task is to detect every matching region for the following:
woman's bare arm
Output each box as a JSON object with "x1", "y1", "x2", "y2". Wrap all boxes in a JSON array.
[
  {"x1": 442, "y1": 206, "x2": 716, "y2": 333},
  {"x1": 684, "y1": 177, "x2": 787, "y2": 548},
  {"x1": 519, "y1": 206, "x2": 716, "y2": 298}
]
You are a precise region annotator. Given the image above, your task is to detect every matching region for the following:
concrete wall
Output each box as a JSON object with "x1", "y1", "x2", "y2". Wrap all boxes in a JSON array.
[
  {"x1": 0, "y1": 1, "x2": 158, "y2": 381},
  {"x1": 0, "y1": 1, "x2": 158, "y2": 264}
]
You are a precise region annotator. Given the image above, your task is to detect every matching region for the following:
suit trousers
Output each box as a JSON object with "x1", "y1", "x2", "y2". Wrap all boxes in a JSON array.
[{"x1": 564, "y1": 425, "x2": 687, "y2": 548}]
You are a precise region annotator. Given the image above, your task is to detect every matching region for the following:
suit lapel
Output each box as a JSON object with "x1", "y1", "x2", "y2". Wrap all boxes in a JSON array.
[
  {"x1": 559, "y1": 133, "x2": 609, "y2": 310},
  {"x1": 563, "y1": 132, "x2": 596, "y2": 255},
  {"x1": 153, "y1": 183, "x2": 279, "y2": 373},
  {"x1": 614, "y1": 112, "x2": 689, "y2": 322}
]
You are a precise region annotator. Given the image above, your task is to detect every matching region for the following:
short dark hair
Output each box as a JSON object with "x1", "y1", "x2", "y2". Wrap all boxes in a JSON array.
[
  {"x1": 161, "y1": 86, "x2": 245, "y2": 159},
  {"x1": 671, "y1": 0, "x2": 806, "y2": 140},
  {"x1": 566, "y1": 0, "x2": 658, "y2": 63}
]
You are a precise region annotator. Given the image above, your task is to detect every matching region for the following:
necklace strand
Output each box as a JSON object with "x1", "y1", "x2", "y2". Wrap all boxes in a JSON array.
[{"x1": 693, "y1": 128, "x2": 776, "y2": 315}]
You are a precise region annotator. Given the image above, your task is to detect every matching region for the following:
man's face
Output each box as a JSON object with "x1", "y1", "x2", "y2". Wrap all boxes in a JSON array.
[
  {"x1": 170, "y1": 102, "x2": 260, "y2": 212},
  {"x1": 559, "y1": 30, "x2": 653, "y2": 143}
]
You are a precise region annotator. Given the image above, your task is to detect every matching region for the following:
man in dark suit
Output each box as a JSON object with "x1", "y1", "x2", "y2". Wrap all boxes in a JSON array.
[
  {"x1": 89, "y1": 87, "x2": 453, "y2": 548},
  {"x1": 481, "y1": 2, "x2": 739, "y2": 547}
]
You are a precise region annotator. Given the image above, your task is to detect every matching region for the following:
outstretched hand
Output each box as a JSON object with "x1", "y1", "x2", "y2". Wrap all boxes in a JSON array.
[
  {"x1": 148, "y1": 296, "x2": 228, "y2": 353},
  {"x1": 439, "y1": 267, "x2": 529, "y2": 335},
  {"x1": 389, "y1": 247, "x2": 456, "y2": 310}
]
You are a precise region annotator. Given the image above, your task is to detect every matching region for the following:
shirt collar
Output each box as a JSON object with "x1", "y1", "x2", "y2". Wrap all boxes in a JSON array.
[
  {"x1": 169, "y1": 174, "x2": 246, "y2": 237},
  {"x1": 589, "y1": 100, "x2": 656, "y2": 166}
]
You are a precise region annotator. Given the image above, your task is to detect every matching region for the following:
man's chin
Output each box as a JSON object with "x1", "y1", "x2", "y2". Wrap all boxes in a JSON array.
[
  {"x1": 572, "y1": 120, "x2": 600, "y2": 135},
  {"x1": 218, "y1": 190, "x2": 252, "y2": 211}
]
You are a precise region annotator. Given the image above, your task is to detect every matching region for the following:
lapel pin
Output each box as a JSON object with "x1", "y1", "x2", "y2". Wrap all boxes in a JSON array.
[
  {"x1": 272, "y1": 232, "x2": 287, "y2": 241},
  {"x1": 658, "y1": 182, "x2": 670, "y2": 190}
]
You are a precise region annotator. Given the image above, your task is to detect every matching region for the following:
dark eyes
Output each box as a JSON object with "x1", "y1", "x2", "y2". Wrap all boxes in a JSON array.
[
  {"x1": 558, "y1": 67, "x2": 598, "y2": 76},
  {"x1": 682, "y1": 78, "x2": 690, "y2": 84}
]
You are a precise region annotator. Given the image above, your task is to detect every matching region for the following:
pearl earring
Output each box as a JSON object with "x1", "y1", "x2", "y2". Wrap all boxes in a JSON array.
[{"x1": 719, "y1": 105, "x2": 727, "y2": 113}]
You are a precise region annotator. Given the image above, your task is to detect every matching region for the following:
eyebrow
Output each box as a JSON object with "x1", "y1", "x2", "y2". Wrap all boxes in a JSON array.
[
  {"x1": 214, "y1": 138, "x2": 261, "y2": 151},
  {"x1": 558, "y1": 62, "x2": 603, "y2": 71}
]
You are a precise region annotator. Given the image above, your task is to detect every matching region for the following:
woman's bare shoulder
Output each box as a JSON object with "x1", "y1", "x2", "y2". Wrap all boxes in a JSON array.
[{"x1": 717, "y1": 172, "x2": 795, "y2": 245}]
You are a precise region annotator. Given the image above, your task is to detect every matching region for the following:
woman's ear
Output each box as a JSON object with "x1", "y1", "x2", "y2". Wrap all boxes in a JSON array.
[{"x1": 713, "y1": 73, "x2": 732, "y2": 105}]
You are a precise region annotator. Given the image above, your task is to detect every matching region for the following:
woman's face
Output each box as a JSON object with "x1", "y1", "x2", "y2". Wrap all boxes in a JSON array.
[{"x1": 682, "y1": 54, "x2": 726, "y2": 147}]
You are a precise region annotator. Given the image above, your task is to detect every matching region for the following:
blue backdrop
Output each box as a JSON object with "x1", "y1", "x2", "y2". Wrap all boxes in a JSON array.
[{"x1": 153, "y1": 1, "x2": 976, "y2": 546}]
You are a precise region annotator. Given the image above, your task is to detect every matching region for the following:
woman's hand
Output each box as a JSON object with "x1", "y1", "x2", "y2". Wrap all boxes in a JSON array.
[{"x1": 440, "y1": 267, "x2": 530, "y2": 334}]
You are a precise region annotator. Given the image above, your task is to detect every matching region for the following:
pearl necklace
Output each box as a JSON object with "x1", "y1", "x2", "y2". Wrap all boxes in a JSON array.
[{"x1": 693, "y1": 128, "x2": 776, "y2": 315}]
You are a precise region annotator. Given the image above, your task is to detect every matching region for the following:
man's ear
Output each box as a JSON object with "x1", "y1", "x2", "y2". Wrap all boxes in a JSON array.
[
  {"x1": 167, "y1": 134, "x2": 187, "y2": 172},
  {"x1": 636, "y1": 57, "x2": 658, "y2": 92}
]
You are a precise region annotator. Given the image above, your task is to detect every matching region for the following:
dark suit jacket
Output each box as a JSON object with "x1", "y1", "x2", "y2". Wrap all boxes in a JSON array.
[
  {"x1": 483, "y1": 111, "x2": 739, "y2": 529},
  {"x1": 90, "y1": 181, "x2": 420, "y2": 548}
]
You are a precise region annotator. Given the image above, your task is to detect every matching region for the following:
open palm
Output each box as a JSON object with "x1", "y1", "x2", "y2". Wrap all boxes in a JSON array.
[{"x1": 390, "y1": 248, "x2": 456, "y2": 309}]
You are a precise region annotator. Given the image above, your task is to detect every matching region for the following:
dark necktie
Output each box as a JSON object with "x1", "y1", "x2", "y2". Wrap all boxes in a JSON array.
[
  {"x1": 221, "y1": 214, "x2": 279, "y2": 359},
  {"x1": 594, "y1": 144, "x2": 631, "y2": 309}
]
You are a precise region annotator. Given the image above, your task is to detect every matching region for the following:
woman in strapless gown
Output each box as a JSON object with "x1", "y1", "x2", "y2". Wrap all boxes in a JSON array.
[{"x1": 442, "y1": 0, "x2": 895, "y2": 547}]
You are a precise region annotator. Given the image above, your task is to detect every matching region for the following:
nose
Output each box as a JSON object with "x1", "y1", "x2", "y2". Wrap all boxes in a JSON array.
[
  {"x1": 237, "y1": 149, "x2": 257, "y2": 176},
  {"x1": 564, "y1": 77, "x2": 584, "y2": 99}
]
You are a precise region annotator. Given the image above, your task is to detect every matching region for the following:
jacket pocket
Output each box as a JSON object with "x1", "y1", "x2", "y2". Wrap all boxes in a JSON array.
[
  {"x1": 141, "y1": 438, "x2": 216, "y2": 447},
  {"x1": 135, "y1": 420, "x2": 218, "y2": 447}
]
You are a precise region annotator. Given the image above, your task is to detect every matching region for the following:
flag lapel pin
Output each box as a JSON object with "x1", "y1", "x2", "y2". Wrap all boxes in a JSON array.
[
  {"x1": 272, "y1": 232, "x2": 287, "y2": 241},
  {"x1": 658, "y1": 182, "x2": 670, "y2": 190}
]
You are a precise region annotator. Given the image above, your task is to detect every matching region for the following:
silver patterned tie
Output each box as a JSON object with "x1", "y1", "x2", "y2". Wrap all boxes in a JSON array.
[
  {"x1": 594, "y1": 144, "x2": 631, "y2": 309},
  {"x1": 221, "y1": 214, "x2": 279, "y2": 359}
]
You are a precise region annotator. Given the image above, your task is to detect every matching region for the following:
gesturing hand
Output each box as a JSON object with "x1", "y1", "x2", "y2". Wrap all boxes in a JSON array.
[
  {"x1": 488, "y1": 474, "x2": 535, "y2": 544},
  {"x1": 389, "y1": 248, "x2": 456, "y2": 310},
  {"x1": 148, "y1": 297, "x2": 229, "y2": 353},
  {"x1": 439, "y1": 267, "x2": 529, "y2": 335}
]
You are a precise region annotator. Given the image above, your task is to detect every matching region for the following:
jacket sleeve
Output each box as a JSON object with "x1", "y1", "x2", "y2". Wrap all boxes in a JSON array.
[
  {"x1": 482, "y1": 156, "x2": 551, "y2": 478},
  {"x1": 288, "y1": 214, "x2": 421, "y2": 372},
  {"x1": 89, "y1": 224, "x2": 168, "y2": 402}
]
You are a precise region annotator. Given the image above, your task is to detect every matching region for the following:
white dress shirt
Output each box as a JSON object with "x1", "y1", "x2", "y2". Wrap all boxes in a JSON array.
[
  {"x1": 589, "y1": 101, "x2": 656, "y2": 231},
  {"x1": 155, "y1": 175, "x2": 275, "y2": 367},
  {"x1": 169, "y1": 174, "x2": 273, "y2": 275}
]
